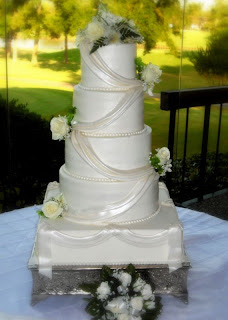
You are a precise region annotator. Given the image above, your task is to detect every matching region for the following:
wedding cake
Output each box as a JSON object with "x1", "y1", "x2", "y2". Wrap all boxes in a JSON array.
[{"x1": 29, "y1": 7, "x2": 187, "y2": 280}]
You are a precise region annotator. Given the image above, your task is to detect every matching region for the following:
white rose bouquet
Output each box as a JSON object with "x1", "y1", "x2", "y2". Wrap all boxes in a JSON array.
[
  {"x1": 80, "y1": 264, "x2": 162, "y2": 320},
  {"x1": 37, "y1": 193, "x2": 67, "y2": 219},
  {"x1": 149, "y1": 147, "x2": 172, "y2": 177}
]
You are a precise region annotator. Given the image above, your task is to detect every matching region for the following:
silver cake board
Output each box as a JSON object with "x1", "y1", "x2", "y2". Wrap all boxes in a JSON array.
[{"x1": 28, "y1": 258, "x2": 191, "y2": 306}]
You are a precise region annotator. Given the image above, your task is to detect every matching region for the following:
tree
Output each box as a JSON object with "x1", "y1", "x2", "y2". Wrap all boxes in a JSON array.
[
  {"x1": 51, "y1": 0, "x2": 94, "y2": 63},
  {"x1": 190, "y1": 29, "x2": 228, "y2": 85},
  {"x1": 185, "y1": 3, "x2": 205, "y2": 29},
  {"x1": 1, "y1": 0, "x2": 29, "y2": 60},
  {"x1": 11, "y1": 0, "x2": 53, "y2": 64},
  {"x1": 102, "y1": 0, "x2": 182, "y2": 53}
]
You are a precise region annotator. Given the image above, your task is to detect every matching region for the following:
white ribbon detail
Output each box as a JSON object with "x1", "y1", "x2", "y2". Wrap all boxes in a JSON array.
[
  {"x1": 37, "y1": 218, "x2": 183, "y2": 279},
  {"x1": 65, "y1": 174, "x2": 158, "y2": 223}
]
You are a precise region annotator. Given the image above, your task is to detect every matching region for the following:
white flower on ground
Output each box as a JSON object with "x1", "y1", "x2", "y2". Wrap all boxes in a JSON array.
[
  {"x1": 96, "y1": 281, "x2": 111, "y2": 300},
  {"x1": 42, "y1": 200, "x2": 63, "y2": 219},
  {"x1": 117, "y1": 285, "x2": 128, "y2": 295},
  {"x1": 156, "y1": 147, "x2": 170, "y2": 165},
  {"x1": 105, "y1": 297, "x2": 128, "y2": 314},
  {"x1": 50, "y1": 116, "x2": 70, "y2": 141},
  {"x1": 141, "y1": 284, "x2": 153, "y2": 300},
  {"x1": 142, "y1": 63, "x2": 162, "y2": 84},
  {"x1": 133, "y1": 278, "x2": 146, "y2": 292},
  {"x1": 130, "y1": 296, "x2": 144, "y2": 311},
  {"x1": 117, "y1": 314, "x2": 130, "y2": 320},
  {"x1": 144, "y1": 299, "x2": 155, "y2": 310},
  {"x1": 119, "y1": 272, "x2": 132, "y2": 287},
  {"x1": 86, "y1": 21, "x2": 105, "y2": 41}
]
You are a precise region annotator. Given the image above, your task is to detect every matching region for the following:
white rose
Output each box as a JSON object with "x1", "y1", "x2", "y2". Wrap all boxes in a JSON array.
[
  {"x1": 117, "y1": 285, "x2": 128, "y2": 295},
  {"x1": 141, "y1": 63, "x2": 162, "y2": 84},
  {"x1": 42, "y1": 200, "x2": 63, "y2": 219},
  {"x1": 117, "y1": 314, "x2": 129, "y2": 320},
  {"x1": 141, "y1": 284, "x2": 153, "y2": 300},
  {"x1": 156, "y1": 147, "x2": 170, "y2": 165},
  {"x1": 86, "y1": 21, "x2": 105, "y2": 41},
  {"x1": 129, "y1": 317, "x2": 142, "y2": 320},
  {"x1": 145, "y1": 299, "x2": 155, "y2": 310},
  {"x1": 105, "y1": 297, "x2": 128, "y2": 314},
  {"x1": 50, "y1": 116, "x2": 69, "y2": 140},
  {"x1": 96, "y1": 281, "x2": 111, "y2": 300},
  {"x1": 130, "y1": 296, "x2": 143, "y2": 311},
  {"x1": 119, "y1": 272, "x2": 132, "y2": 287},
  {"x1": 133, "y1": 278, "x2": 146, "y2": 292}
]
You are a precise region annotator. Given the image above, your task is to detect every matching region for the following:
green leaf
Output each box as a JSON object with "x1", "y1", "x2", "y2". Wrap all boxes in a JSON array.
[
  {"x1": 101, "y1": 265, "x2": 113, "y2": 281},
  {"x1": 119, "y1": 27, "x2": 141, "y2": 42},
  {"x1": 126, "y1": 263, "x2": 136, "y2": 276},
  {"x1": 86, "y1": 298, "x2": 104, "y2": 318},
  {"x1": 79, "y1": 282, "x2": 99, "y2": 295},
  {"x1": 142, "y1": 296, "x2": 163, "y2": 320},
  {"x1": 36, "y1": 210, "x2": 45, "y2": 217},
  {"x1": 90, "y1": 37, "x2": 108, "y2": 54},
  {"x1": 67, "y1": 113, "x2": 74, "y2": 126}
]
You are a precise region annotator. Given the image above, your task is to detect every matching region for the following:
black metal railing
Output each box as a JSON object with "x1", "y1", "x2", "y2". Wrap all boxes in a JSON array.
[{"x1": 160, "y1": 86, "x2": 228, "y2": 202}]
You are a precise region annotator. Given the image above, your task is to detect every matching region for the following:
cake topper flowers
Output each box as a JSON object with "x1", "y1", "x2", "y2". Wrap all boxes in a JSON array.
[
  {"x1": 80, "y1": 264, "x2": 162, "y2": 320},
  {"x1": 149, "y1": 147, "x2": 172, "y2": 177},
  {"x1": 76, "y1": 4, "x2": 143, "y2": 54}
]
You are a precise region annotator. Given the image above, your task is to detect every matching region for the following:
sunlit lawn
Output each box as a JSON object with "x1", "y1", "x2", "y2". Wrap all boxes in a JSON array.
[{"x1": 0, "y1": 29, "x2": 227, "y2": 156}]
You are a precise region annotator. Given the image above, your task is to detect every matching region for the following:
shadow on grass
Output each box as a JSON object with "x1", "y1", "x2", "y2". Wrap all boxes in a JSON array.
[
  {"x1": 7, "y1": 48, "x2": 81, "y2": 84},
  {"x1": 0, "y1": 87, "x2": 73, "y2": 120}
]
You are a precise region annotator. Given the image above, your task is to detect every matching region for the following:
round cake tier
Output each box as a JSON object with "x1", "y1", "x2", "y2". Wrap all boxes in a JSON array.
[
  {"x1": 59, "y1": 165, "x2": 159, "y2": 224},
  {"x1": 65, "y1": 125, "x2": 152, "y2": 179},
  {"x1": 80, "y1": 43, "x2": 136, "y2": 88},
  {"x1": 73, "y1": 85, "x2": 144, "y2": 134}
]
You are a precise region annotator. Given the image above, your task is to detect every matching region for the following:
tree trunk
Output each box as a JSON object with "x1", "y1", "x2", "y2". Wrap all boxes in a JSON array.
[
  {"x1": 12, "y1": 35, "x2": 18, "y2": 62},
  {"x1": 64, "y1": 33, "x2": 68, "y2": 64},
  {"x1": 6, "y1": 31, "x2": 13, "y2": 58},
  {"x1": 32, "y1": 34, "x2": 39, "y2": 64}
]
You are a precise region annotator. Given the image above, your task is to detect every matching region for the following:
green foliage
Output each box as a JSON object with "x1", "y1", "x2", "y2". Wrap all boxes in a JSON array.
[
  {"x1": 80, "y1": 283, "x2": 100, "y2": 295},
  {"x1": 80, "y1": 264, "x2": 162, "y2": 320},
  {"x1": 0, "y1": 94, "x2": 64, "y2": 213},
  {"x1": 100, "y1": 265, "x2": 113, "y2": 281},
  {"x1": 165, "y1": 152, "x2": 228, "y2": 203},
  {"x1": 103, "y1": 0, "x2": 180, "y2": 53},
  {"x1": 36, "y1": 210, "x2": 45, "y2": 217},
  {"x1": 190, "y1": 29, "x2": 228, "y2": 83},
  {"x1": 142, "y1": 297, "x2": 162, "y2": 320},
  {"x1": 150, "y1": 155, "x2": 163, "y2": 175},
  {"x1": 90, "y1": 37, "x2": 109, "y2": 54},
  {"x1": 118, "y1": 25, "x2": 142, "y2": 42},
  {"x1": 135, "y1": 57, "x2": 146, "y2": 80},
  {"x1": 66, "y1": 106, "x2": 76, "y2": 126}
]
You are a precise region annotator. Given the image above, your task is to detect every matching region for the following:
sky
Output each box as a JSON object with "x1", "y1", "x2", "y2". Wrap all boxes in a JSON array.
[{"x1": 187, "y1": 0, "x2": 215, "y2": 10}]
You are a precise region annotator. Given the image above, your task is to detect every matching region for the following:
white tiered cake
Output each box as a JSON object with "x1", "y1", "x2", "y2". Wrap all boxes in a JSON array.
[{"x1": 29, "y1": 40, "x2": 187, "y2": 279}]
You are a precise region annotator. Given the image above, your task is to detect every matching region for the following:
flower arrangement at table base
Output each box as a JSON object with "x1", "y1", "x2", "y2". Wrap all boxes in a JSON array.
[{"x1": 80, "y1": 264, "x2": 162, "y2": 320}]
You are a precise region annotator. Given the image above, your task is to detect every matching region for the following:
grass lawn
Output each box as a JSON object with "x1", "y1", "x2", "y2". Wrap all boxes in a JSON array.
[{"x1": 0, "y1": 29, "x2": 227, "y2": 157}]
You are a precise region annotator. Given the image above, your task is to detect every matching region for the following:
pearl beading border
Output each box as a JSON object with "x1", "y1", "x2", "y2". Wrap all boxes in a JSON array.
[
  {"x1": 80, "y1": 127, "x2": 147, "y2": 138},
  {"x1": 78, "y1": 84, "x2": 131, "y2": 92},
  {"x1": 63, "y1": 165, "x2": 116, "y2": 182}
]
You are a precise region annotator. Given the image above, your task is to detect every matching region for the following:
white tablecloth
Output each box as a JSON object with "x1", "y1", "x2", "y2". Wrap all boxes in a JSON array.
[{"x1": 0, "y1": 206, "x2": 228, "y2": 320}]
